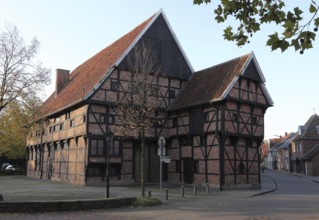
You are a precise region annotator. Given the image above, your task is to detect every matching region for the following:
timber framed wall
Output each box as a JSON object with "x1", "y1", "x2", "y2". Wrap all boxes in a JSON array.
[
  {"x1": 166, "y1": 74, "x2": 268, "y2": 189},
  {"x1": 26, "y1": 105, "x2": 88, "y2": 185},
  {"x1": 84, "y1": 67, "x2": 187, "y2": 184}
]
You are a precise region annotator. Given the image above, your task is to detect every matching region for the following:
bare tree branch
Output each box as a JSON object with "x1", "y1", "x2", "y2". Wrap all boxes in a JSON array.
[
  {"x1": 0, "y1": 24, "x2": 51, "y2": 114},
  {"x1": 115, "y1": 41, "x2": 162, "y2": 197}
]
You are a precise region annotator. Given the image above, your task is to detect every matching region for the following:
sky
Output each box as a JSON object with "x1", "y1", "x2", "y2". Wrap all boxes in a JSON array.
[{"x1": 0, "y1": 0, "x2": 318, "y2": 139}]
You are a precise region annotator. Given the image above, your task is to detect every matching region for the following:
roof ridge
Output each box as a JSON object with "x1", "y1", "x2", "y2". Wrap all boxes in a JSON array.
[
  {"x1": 302, "y1": 114, "x2": 318, "y2": 137},
  {"x1": 196, "y1": 53, "x2": 251, "y2": 74},
  {"x1": 39, "y1": 11, "x2": 158, "y2": 117},
  {"x1": 69, "y1": 12, "x2": 158, "y2": 80}
]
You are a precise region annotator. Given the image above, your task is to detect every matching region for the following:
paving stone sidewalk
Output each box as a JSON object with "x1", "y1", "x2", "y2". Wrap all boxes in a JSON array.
[{"x1": 0, "y1": 170, "x2": 277, "y2": 203}]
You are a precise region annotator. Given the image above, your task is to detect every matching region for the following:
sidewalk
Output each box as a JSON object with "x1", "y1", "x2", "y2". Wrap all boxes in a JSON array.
[
  {"x1": 0, "y1": 173, "x2": 280, "y2": 213},
  {"x1": 0, "y1": 172, "x2": 277, "y2": 202}
]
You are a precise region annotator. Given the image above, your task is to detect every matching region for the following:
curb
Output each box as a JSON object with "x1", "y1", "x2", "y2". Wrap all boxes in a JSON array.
[
  {"x1": 0, "y1": 197, "x2": 136, "y2": 213},
  {"x1": 250, "y1": 175, "x2": 278, "y2": 197}
]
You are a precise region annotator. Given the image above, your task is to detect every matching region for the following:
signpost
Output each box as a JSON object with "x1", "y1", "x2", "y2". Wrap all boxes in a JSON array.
[{"x1": 158, "y1": 136, "x2": 170, "y2": 199}]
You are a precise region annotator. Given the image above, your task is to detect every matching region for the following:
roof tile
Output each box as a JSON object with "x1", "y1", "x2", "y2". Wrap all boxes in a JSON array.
[
  {"x1": 40, "y1": 13, "x2": 156, "y2": 117},
  {"x1": 169, "y1": 54, "x2": 250, "y2": 111}
]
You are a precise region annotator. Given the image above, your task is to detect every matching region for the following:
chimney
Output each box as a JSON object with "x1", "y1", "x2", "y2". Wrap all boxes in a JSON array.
[{"x1": 55, "y1": 69, "x2": 70, "y2": 96}]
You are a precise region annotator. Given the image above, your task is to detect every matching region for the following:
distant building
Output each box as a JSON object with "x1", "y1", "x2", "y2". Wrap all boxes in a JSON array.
[
  {"x1": 266, "y1": 133, "x2": 296, "y2": 172},
  {"x1": 291, "y1": 114, "x2": 319, "y2": 176},
  {"x1": 25, "y1": 10, "x2": 273, "y2": 190}
]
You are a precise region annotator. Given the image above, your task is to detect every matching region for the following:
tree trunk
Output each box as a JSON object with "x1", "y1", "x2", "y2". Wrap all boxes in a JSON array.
[{"x1": 141, "y1": 127, "x2": 146, "y2": 197}]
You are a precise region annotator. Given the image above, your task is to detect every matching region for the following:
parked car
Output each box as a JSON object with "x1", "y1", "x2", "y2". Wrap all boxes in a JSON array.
[
  {"x1": 5, "y1": 164, "x2": 24, "y2": 171},
  {"x1": 1, "y1": 163, "x2": 10, "y2": 171}
]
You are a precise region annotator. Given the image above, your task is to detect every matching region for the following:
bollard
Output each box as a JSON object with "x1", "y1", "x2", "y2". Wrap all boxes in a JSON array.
[
  {"x1": 193, "y1": 184, "x2": 197, "y2": 196},
  {"x1": 181, "y1": 185, "x2": 184, "y2": 197},
  {"x1": 165, "y1": 188, "x2": 168, "y2": 200},
  {"x1": 148, "y1": 190, "x2": 152, "y2": 197},
  {"x1": 206, "y1": 183, "x2": 210, "y2": 193}
]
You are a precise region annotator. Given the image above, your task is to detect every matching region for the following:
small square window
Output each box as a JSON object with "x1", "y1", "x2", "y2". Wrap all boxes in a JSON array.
[
  {"x1": 169, "y1": 89, "x2": 175, "y2": 99},
  {"x1": 100, "y1": 115, "x2": 106, "y2": 123},
  {"x1": 252, "y1": 117, "x2": 257, "y2": 125},
  {"x1": 172, "y1": 118, "x2": 178, "y2": 127},
  {"x1": 201, "y1": 136, "x2": 207, "y2": 146},
  {"x1": 111, "y1": 80, "x2": 119, "y2": 91},
  {"x1": 108, "y1": 116, "x2": 114, "y2": 124},
  {"x1": 232, "y1": 113, "x2": 239, "y2": 121}
]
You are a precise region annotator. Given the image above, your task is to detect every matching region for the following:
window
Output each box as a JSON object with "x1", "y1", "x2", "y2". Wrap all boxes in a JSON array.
[
  {"x1": 59, "y1": 123, "x2": 64, "y2": 130},
  {"x1": 189, "y1": 111, "x2": 204, "y2": 134},
  {"x1": 169, "y1": 89, "x2": 175, "y2": 99},
  {"x1": 201, "y1": 136, "x2": 207, "y2": 146},
  {"x1": 109, "y1": 164, "x2": 121, "y2": 177},
  {"x1": 70, "y1": 120, "x2": 75, "y2": 127},
  {"x1": 90, "y1": 139, "x2": 104, "y2": 156},
  {"x1": 110, "y1": 140, "x2": 120, "y2": 156},
  {"x1": 232, "y1": 113, "x2": 239, "y2": 121},
  {"x1": 60, "y1": 142, "x2": 64, "y2": 150},
  {"x1": 180, "y1": 136, "x2": 193, "y2": 146},
  {"x1": 251, "y1": 117, "x2": 257, "y2": 125},
  {"x1": 100, "y1": 115, "x2": 106, "y2": 123},
  {"x1": 47, "y1": 145, "x2": 51, "y2": 157},
  {"x1": 172, "y1": 118, "x2": 178, "y2": 127},
  {"x1": 100, "y1": 114, "x2": 113, "y2": 124},
  {"x1": 83, "y1": 115, "x2": 86, "y2": 123},
  {"x1": 205, "y1": 112, "x2": 210, "y2": 122},
  {"x1": 87, "y1": 164, "x2": 104, "y2": 176},
  {"x1": 108, "y1": 115, "x2": 114, "y2": 124},
  {"x1": 194, "y1": 160, "x2": 199, "y2": 174},
  {"x1": 65, "y1": 112, "x2": 70, "y2": 120},
  {"x1": 237, "y1": 161, "x2": 246, "y2": 174},
  {"x1": 176, "y1": 160, "x2": 181, "y2": 172},
  {"x1": 111, "y1": 80, "x2": 119, "y2": 91}
]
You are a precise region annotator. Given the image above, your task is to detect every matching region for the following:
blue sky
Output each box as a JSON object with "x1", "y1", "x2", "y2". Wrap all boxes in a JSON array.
[{"x1": 1, "y1": 0, "x2": 318, "y2": 139}]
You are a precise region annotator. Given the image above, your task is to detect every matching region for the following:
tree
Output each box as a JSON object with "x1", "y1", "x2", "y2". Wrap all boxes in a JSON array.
[
  {"x1": 116, "y1": 42, "x2": 162, "y2": 197},
  {"x1": 0, "y1": 24, "x2": 51, "y2": 115},
  {"x1": 194, "y1": 0, "x2": 319, "y2": 54},
  {"x1": 0, "y1": 101, "x2": 32, "y2": 159}
]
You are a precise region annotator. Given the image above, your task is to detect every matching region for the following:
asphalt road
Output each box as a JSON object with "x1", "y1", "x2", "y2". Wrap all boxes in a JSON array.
[{"x1": 1, "y1": 170, "x2": 319, "y2": 219}]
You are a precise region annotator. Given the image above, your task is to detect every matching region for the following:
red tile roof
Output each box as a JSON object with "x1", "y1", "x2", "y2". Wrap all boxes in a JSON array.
[
  {"x1": 39, "y1": 13, "x2": 156, "y2": 117},
  {"x1": 169, "y1": 54, "x2": 250, "y2": 111}
]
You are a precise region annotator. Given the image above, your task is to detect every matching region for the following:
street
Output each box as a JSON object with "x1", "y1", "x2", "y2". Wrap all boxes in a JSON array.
[{"x1": 1, "y1": 170, "x2": 319, "y2": 219}]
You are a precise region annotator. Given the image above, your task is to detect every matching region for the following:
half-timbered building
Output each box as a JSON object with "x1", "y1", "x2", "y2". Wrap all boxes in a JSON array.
[{"x1": 26, "y1": 9, "x2": 273, "y2": 189}]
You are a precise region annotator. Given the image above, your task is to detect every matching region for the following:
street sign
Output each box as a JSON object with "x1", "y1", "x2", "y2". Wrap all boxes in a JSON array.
[
  {"x1": 158, "y1": 136, "x2": 166, "y2": 156},
  {"x1": 161, "y1": 155, "x2": 171, "y2": 163},
  {"x1": 158, "y1": 136, "x2": 166, "y2": 148}
]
